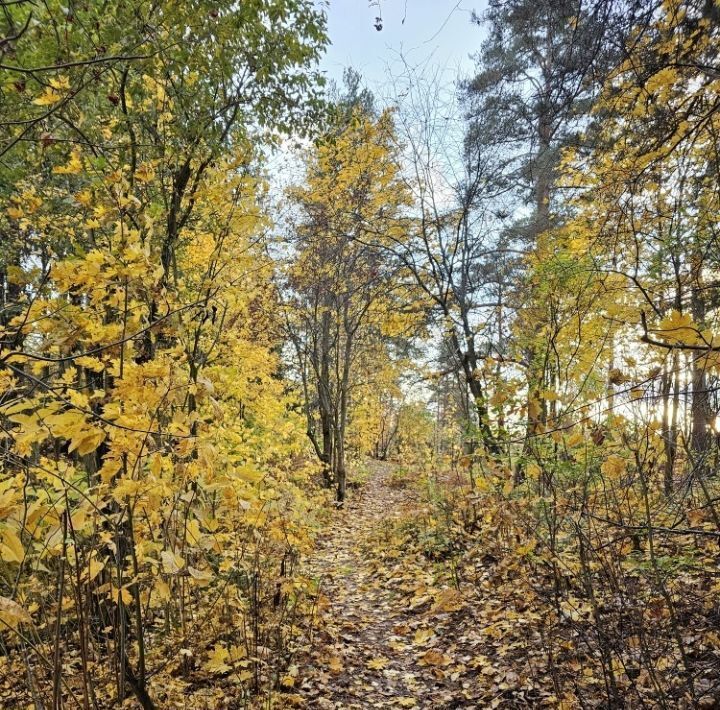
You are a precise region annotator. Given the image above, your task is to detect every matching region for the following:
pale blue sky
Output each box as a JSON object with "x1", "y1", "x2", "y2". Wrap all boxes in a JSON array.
[{"x1": 317, "y1": 0, "x2": 487, "y2": 90}]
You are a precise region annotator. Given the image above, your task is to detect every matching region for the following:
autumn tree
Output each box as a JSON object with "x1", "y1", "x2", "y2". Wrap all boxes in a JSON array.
[
  {"x1": 284, "y1": 104, "x2": 411, "y2": 502},
  {"x1": 346, "y1": 325, "x2": 426, "y2": 462},
  {"x1": 382, "y1": 63, "x2": 515, "y2": 458}
]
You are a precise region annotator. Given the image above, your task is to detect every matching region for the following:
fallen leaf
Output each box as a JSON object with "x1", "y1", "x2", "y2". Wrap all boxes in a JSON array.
[
  {"x1": 366, "y1": 656, "x2": 390, "y2": 670},
  {"x1": 430, "y1": 588, "x2": 464, "y2": 613},
  {"x1": 418, "y1": 649, "x2": 451, "y2": 667},
  {"x1": 413, "y1": 627, "x2": 435, "y2": 645}
]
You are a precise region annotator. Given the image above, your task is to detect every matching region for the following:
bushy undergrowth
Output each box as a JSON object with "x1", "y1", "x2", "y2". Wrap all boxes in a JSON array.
[{"x1": 373, "y1": 450, "x2": 720, "y2": 708}]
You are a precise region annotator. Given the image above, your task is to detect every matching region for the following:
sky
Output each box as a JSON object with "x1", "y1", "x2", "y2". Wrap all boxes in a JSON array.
[
  {"x1": 317, "y1": 0, "x2": 487, "y2": 92},
  {"x1": 268, "y1": 1, "x2": 487, "y2": 191}
]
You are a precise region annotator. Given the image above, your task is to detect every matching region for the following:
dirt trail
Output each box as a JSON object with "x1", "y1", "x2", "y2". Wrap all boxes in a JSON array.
[{"x1": 296, "y1": 462, "x2": 472, "y2": 709}]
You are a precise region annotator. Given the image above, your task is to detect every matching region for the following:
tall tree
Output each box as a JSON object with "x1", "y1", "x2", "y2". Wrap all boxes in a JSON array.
[
  {"x1": 284, "y1": 107, "x2": 410, "y2": 502},
  {"x1": 462, "y1": 0, "x2": 621, "y2": 469},
  {"x1": 386, "y1": 64, "x2": 512, "y2": 457}
]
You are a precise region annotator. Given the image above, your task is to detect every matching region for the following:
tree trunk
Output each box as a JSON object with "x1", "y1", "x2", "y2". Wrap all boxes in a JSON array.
[
  {"x1": 691, "y1": 279, "x2": 713, "y2": 476},
  {"x1": 661, "y1": 350, "x2": 679, "y2": 495}
]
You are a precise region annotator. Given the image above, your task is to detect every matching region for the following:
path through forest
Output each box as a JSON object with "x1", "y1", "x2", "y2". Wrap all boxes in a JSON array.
[{"x1": 296, "y1": 463, "x2": 481, "y2": 709}]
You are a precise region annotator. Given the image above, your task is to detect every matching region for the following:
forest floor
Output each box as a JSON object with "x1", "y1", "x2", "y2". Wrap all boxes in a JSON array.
[
  {"x1": 284, "y1": 461, "x2": 720, "y2": 710},
  {"x1": 295, "y1": 461, "x2": 465, "y2": 708},
  {"x1": 290, "y1": 462, "x2": 541, "y2": 709}
]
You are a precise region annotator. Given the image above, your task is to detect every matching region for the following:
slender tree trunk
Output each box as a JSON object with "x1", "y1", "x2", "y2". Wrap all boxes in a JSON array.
[
  {"x1": 691, "y1": 278, "x2": 713, "y2": 476},
  {"x1": 335, "y1": 326, "x2": 353, "y2": 503},
  {"x1": 318, "y1": 309, "x2": 335, "y2": 486},
  {"x1": 519, "y1": 56, "x2": 553, "y2": 482},
  {"x1": 661, "y1": 350, "x2": 680, "y2": 495}
]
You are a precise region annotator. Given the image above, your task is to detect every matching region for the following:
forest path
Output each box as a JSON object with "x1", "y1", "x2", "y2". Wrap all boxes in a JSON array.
[{"x1": 295, "y1": 461, "x2": 476, "y2": 709}]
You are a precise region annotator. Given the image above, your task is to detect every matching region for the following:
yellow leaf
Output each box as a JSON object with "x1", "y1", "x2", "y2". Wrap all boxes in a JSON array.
[
  {"x1": 281, "y1": 664, "x2": 299, "y2": 687},
  {"x1": 49, "y1": 76, "x2": 71, "y2": 90},
  {"x1": 601, "y1": 455, "x2": 626, "y2": 479},
  {"x1": 565, "y1": 431, "x2": 584, "y2": 448},
  {"x1": 5, "y1": 265, "x2": 27, "y2": 284},
  {"x1": 567, "y1": 236, "x2": 587, "y2": 253},
  {"x1": 155, "y1": 577, "x2": 170, "y2": 602},
  {"x1": 606, "y1": 301, "x2": 622, "y2": 317},
  {"x1": 75, "y1": 189, "x2": 93, "y2": 207},
  {"x1": 328, "y1": 655, "x2": 343, "y2": 673},
  {"x1": 113, "y1": 585, "x2": 133, "y2": 606},
  {"x1": 526, "y1": 462, "x2": 541, "y2": 478},
  {"x1": 8, "y1": 412, "x2": 41, "y2": 434},
  {"x1": 397, "y1": 699, "x2": 417, "y2": 708},
  {"x1": 33, "y1": 87, "x2": 63, "y2": 106},
  {"x1": 185, "y1": 518, "x2": 202, "y2": 544},
  {"x1": 112, "y1": 478, "x2": 143, "y2": 503},
  {"x1": 149, "y1": 454, "x2": 164, "y2": 477},
  {"x1": 70, "y1": 428, "x2": 106, "y2": 457},
  {"x1": 204, "y1": 644, "x2": 231, "y2": 674},
  {"x1": 0, "y1": 596, "x2": 32, "y2": 630},
  {"x1": 431, "y1": 588, "x2": 464, "y2": 614},
  {"x1": 53, "y1": 149, "x2": 83, "y2": 175},
  {"x1": 0, "y1": 478, "x2": 19, "y2": 519},
  {"x1": 87, "y1": 557, "x2": 104, "y2": 582},
  {"x1": 160, "y1": 549, "x2": 185, "y2": 574},
  {"x1": 1, "y1": 528, "x2": 24, "y2": 563},
  {"x1": 413, "y1": 627, "x2": 435, "y2": 645},
  {"x1": 367, "y1": 656, "x2": 389, "y2": 670},
  {"x1": 229, "y1": 645, "x2": 246, "y2": 662},
  {"x1": 236, "y1": 465, "x2": 262, "y2": 483},
  {"x1": 75, "y1": 356, "x2": 105, "y2": 373},
  {"x1": 655, "y1": 310, "x2": 700, "y2": 345},
  {"x1": 514, "y1": 540, "x2": 536, "y2": 557}
]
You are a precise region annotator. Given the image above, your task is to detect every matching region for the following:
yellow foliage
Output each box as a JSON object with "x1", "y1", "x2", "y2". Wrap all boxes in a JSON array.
[
  {"x1": 600, "y1": 455, "x2": 626, "y2": 479},
  {"x1": 654, "y1": 310, "x2": 701, "y2": 346}
]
